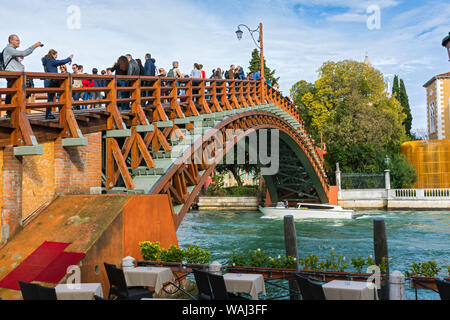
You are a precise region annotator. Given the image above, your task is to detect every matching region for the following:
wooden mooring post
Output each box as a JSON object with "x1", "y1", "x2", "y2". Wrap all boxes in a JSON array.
[
  {"x1": 284, "y1": 215, "x2": 300, "y2": 300},
  {"x1": 373, "y1": 217, "x2": 390, "y2": 300}
]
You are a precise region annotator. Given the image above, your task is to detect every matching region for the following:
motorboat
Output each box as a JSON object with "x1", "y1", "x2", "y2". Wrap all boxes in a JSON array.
[{"x1": 259, "y1": 202, "x2": 355, "y2": 219}]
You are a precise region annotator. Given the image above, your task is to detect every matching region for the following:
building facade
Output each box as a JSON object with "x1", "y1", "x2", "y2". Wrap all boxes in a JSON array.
[
  {"x1": 400, "y1": 72, "x2": 450, "y2": 188},
  {"x1": 424, "y1": 72, "x2": 450, "y2": 140}
]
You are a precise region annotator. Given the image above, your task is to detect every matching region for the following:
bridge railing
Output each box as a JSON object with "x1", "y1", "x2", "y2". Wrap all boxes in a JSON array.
[{"x1": 0, "y1": 71, "x2": 329, "y2": 192}]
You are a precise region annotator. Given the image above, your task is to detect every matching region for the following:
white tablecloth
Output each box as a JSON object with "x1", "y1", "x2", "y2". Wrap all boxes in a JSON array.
[
  {"x1": 55, "y1": 283, "x2": 103, "y2": 300},
  {"x1": 223, "y1": 273, "x2": 266, "y2": 300},
  {"x1": 124, "y1": 267, "x2": 174, "y2": 294},
  {"x1": 322, "y1": 280, "x2": 378, "y2": 300}
]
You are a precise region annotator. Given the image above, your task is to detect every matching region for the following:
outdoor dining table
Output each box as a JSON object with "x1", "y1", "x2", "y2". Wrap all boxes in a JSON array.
[
  {"x1": 223, "y1": 273, "x2": 266, "y2": 300},
  {"x1": 55, "y1": 283, "x2": 104, "y2": 300},
  {"x1": 322, "y1": 280, "x2": 379, "y2": 300},
  {"x1": 123, "y1": 267, "x2": 174, "y2": 295}
]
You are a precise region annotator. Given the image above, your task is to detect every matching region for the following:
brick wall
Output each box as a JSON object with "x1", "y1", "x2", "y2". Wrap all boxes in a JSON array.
[
  {"x1": 54, "y1": 132, "x2": 102, "y2": 195},
  {"x1": 1, "y1": 147, "x2": 23, "y2": 242},
  {"x1": 1, "y1": 132, "x2": 103, "y2": 243}
]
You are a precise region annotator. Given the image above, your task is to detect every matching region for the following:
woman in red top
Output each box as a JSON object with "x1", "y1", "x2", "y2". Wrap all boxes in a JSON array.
[
  {"x1": 81, "y1": 77, "x2": 94, "y2": 110},
  {"x1": 199, "y1": 64, "x2": 206, "y2": 79}
]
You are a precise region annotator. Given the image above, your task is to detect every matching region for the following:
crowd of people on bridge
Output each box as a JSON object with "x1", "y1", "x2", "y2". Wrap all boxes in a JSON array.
[{"x1": 1, "y1": 34, "x2": 289, "y2": 118}]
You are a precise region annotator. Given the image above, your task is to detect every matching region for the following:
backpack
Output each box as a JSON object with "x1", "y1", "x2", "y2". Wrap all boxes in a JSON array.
[
  {"x1": 167, "y1": 68, "x2": 175, "y2": 77},
  {"x1": 0, "y1": 50, "x2": 12, "y2": 71}
]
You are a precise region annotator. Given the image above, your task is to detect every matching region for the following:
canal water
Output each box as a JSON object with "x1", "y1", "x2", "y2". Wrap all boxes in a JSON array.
[{"x1": 177, "y1": 209, "x2": 450, "y2": 300}]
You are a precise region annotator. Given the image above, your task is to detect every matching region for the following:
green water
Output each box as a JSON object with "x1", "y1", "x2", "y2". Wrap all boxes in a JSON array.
[{"x1": 177, "y1": 209, "x2": 450, "y2": 300}]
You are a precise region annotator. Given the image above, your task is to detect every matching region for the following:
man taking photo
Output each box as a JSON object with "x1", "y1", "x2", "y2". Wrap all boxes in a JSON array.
[{"x1": 2, "y1": 34, "x2": 42, "y2": 118}]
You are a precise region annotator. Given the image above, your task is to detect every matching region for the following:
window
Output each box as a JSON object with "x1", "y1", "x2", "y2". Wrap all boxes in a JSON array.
[{"x1": 429, "y1": 102, "x2": 436, "y2": 134}]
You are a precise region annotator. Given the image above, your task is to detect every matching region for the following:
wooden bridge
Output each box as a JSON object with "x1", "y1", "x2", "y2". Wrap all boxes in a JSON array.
[{"x1": 0, "y1": 71, "x2": 332, "y2": 229}]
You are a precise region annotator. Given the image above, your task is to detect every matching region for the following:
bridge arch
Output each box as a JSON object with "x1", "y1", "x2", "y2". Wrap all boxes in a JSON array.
[
  {"x1": 0, "y1": 71, "x2": 331, "y2": 231},
  {"x1": 146, "y1": 110, "x2": 330, "y2": 229}
]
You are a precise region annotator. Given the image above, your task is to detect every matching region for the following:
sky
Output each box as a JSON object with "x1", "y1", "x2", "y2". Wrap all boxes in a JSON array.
[{"x1": 1, "y1": 0, "x2": 449, "y2": 132}]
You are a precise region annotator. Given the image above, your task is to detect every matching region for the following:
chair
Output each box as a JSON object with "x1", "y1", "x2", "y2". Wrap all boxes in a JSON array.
[
  {"x1": 19, "y1": 281, "x2": 57, "y2": 300},
  {"x1": 36, "y1": 285, "x2": 57, "y2": 300},
  {"x1": 192, "y1": 269, "x2": 213, "y2": 300},
  {"x1": 207, "y1": 273, "x2": 229, "y2": 300},
  {"x1": 103, "y1": 262, "x2": 117, "y2": 299},
  {"x1": 19, "y1": 281, "x2": 40, "y2": 300},
  {"x1": 294, "y1": 273, "x2": 326, "y2": 300},
  {"x1": 435, "y1": 279, "x2": 450, "y2": 300},
  {"x1": 207, "y1": 273, "x2": 248, "y2": 300},
  {"x1": 104, "y1": 263, "x2": 153, "y2": 300}
]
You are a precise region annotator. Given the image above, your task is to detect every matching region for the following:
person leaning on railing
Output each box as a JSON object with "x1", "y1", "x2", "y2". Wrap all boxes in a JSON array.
[
  {"x1": 2, "y1": 34, "x2": 42, "y2": 118},
  {"x1": 71, "y1": 64, "x2": 83, "y2": 110},
  {"x1": 41, "y1": 49, "x2": 73, "y2": 119},
  {"x1": 111, "y1": 56, "x2": 129, "y2": 110}
]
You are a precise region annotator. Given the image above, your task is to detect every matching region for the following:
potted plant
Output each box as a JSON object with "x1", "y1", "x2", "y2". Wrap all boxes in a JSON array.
[
  {"x1": 159, "y1": 245, "x2": 185, "y2": 273},
  {"x1": 298, "y1": 250, "x2": 352, "y2": 282},
  {"x1": 139, "y1": 241, "x2": 161, "y2": 265},
  {"x1": 405, "y1": 261, "x2": 442, "y2": 290},
  {"x1": 184, "y1": 245, "x2": 211, "y2": 272},
  {"x1": 225, "y1": 249, "x2": 297, "y2": 279}
]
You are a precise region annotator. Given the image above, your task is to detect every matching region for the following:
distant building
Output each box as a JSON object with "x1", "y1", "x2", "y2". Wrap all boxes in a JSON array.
[
  {"x1": 400, "y1": 72, "x2": 450, "y2": 188},
  {"x1": 364, "y1": 55, "x2": 372, "y2": 68},
  {"x1": 220, "y1": 170, "x2": 258, "y2": 187},
  {"x1": 423, "y1": 72, "x2": 450, "y2": 140}
]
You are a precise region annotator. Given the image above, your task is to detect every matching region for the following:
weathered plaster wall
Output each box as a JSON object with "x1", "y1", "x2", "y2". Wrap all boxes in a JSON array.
[{"x1": 21, "y1": 141, "x2": 55, "y2": 221}]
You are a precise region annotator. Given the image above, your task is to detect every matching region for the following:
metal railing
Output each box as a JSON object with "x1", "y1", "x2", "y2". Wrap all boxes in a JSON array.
[{"x1": 390, "y1": 188, "x2": 450, "y2": 199}]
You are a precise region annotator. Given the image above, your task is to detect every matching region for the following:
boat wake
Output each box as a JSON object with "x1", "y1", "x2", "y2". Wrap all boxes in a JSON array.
[{"x1": 355, "y1": 214, "x2": 386, "y2": 220}]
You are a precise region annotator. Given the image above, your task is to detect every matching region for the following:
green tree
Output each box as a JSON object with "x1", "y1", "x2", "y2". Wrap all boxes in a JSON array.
[
  {"x1": 248, "y1": 48, "x2": 279, "y2": 85},
  {"x1": 290, "y1": 80, "x2": 315, "y2": 131},
  {"x1": 291, "y1": 59, "x2": 415, "y2": 186},
  {"x1": 392, "y1": 75, "x2": 400, "y2": 99},
  {"x1": 399, "y1": 79, "x2": 413, "y2": 138},
  {"x1": 386, "y1": 153, "x2": 418, "y2": 188}
]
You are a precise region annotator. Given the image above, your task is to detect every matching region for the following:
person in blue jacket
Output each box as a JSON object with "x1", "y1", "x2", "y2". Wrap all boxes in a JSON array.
[
  {"x1": 42, "y1": 49, "x2": 73, "y2": 119},
  {"x1": 144, "y1": 53, "x2": 156, "y2": 76}
]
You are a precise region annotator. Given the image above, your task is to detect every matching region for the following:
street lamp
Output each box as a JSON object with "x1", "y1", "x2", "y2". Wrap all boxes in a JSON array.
[
  {"x1": 384, "y1": 155, "x2": 391, "y2": 168},
  {"x1": 442, "y1": 32, "x2": 450, "y2": 61},
  {"x1": 235, "y1": 23, "x2": 266, "y2": 100},
  {"x1": 235, "y1": 28, "x2": 244, "y2": 41}
]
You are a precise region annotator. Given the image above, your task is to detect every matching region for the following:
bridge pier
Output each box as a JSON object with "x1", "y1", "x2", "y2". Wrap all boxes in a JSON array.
[{"x1": 0, "y1": 132, "x2": 102, "y2": 244}]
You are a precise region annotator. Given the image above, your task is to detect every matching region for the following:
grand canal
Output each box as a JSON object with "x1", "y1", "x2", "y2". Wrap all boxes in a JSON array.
[{"x1": 177, "y1": 209, "x2": 450, "y2": 300}]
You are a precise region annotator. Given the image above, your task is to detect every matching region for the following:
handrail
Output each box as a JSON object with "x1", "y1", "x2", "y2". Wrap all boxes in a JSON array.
[{"x1": 0, "y1": 70, "x2": 329, "y2": 190}]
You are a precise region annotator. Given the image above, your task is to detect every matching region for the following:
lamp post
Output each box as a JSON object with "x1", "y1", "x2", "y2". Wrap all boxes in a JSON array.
[
  {"x1": 442, "y1": 32, "x2": 450, "y2": 61},
  {"x1": 235, "y1": 22, "x2": 266, "y2": 101},
  {"x1": 384, "y1": 155, "x2": 391, "y2": 169}
]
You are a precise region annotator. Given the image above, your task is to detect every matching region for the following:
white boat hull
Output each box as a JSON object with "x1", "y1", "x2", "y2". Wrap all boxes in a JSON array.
[{"x1": 258, "y1": 206, "x2": 355, "y2": 220}]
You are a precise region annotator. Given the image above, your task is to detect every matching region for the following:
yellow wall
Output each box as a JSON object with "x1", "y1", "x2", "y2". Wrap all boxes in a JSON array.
[
  {"x1": 441, "y1": 78, "x2": 450, "y2": 140},
  {"x1": 0, "y1": 148, "x2": 3, "y2": 226},
  {"x1": 402, "y1": 140, "x2": 450, "y2": 188},
  {"x1": 426, "y1": 77, "x2": 450, "y2": 140},
  {"x1": 21, "y1": 141, "x2": 55, "y2": 221}
]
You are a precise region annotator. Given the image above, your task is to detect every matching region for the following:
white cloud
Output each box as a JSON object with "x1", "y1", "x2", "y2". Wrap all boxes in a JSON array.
[
  {"x1": 0, "y1": 0, "x2": 448, "y2": 132},
  {"x1": 326, "y1": 13, "x2": 368, "y2": 23}
]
